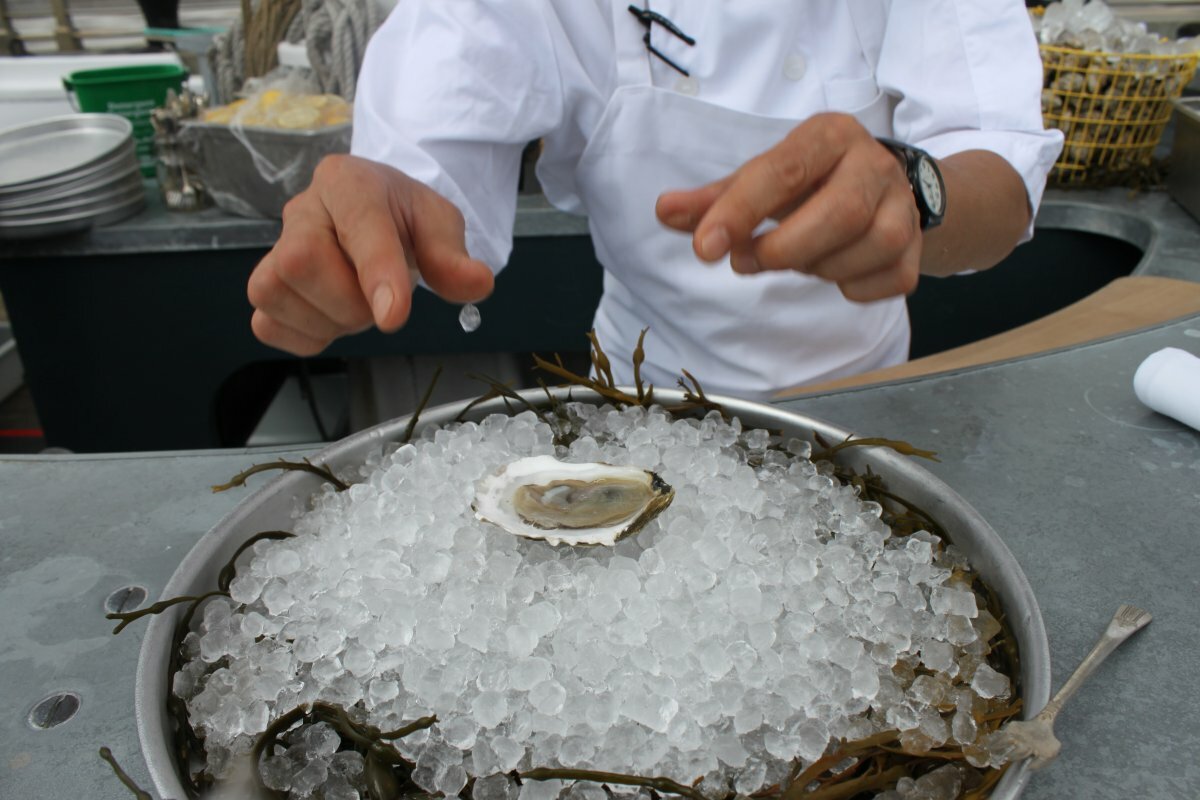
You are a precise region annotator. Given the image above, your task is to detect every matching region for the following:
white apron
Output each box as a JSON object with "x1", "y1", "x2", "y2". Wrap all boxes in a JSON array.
[{"x1": 548, "y1": 2, "x2": 910, "y2": 400}]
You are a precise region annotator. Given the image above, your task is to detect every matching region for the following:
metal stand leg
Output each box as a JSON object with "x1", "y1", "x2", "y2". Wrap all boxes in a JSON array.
[
  {"x1": 49, "y1": 0, "x2": 83, "y2": 52},
  {"x1": 0, "y1": 0, "x2": 27, "y2": 55}
]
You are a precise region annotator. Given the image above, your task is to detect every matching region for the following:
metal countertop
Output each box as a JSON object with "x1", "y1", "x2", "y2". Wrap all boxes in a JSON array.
[
  {"x1": 0, "y1": 186, "x2": 1197, "y2": 272},
  {"x1": 2, "y1": 313, "x2": 1198, "y2": 799},
  {"x1": 0, "y1": 187, "x2": 591, "y2": 258}
]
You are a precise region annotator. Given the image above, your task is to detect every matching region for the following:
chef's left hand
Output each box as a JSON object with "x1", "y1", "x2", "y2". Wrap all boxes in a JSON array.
[{"x1": 656, "y1": 113, "x2": 922, "y2": 303}]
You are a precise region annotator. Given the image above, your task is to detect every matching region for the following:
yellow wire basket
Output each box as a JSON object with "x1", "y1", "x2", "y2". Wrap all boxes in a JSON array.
[{"x1": 1040, "y1": 44, "x2": 1199, "y2": 184}]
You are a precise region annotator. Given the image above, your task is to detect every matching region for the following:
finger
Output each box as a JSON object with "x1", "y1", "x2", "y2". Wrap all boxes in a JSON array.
[
  {"x1": 312, "y1": 157, "x2": 417, "y2": 332},
  {"x1": 250, "y1": 309, "x2": 335, "y2": 357},
  {"x1": 259, "y1": 225, "x2": 374, "y2": 333},
  {"x1": 692, "y1": 115, "x2": 857, "y2": 262},
  {"x1": 797, "y1": 189, "x2": 922, "y2": 285},
  {"x1": 406, "y1": 187, "x2": 496, "y2": 303},
  {"x1": 655, "y1": 175, "x2": 733, "y2": 232},
  {"x1": 247, "y1": 259, "x2": 363, "y2": 343},
  {"x1": 729, "y1": 240, "x2": 762, "y2": 275},
  {"x1": 751, "y1": 141, "x2": 902, "y2": 274},
  {"x1": 835, "y1": 239, "x2": 922, "y2": 304}
]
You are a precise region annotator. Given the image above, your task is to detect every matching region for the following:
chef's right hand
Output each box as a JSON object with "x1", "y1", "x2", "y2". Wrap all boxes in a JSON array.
[{"x1": 247, "y1": 154, "x2": 495, "y2": 356}]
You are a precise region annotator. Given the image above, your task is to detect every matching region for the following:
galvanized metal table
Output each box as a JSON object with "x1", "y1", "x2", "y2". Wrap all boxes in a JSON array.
[{"x1": 2, "y1": 312, "x2": 1197, "y2": 799}]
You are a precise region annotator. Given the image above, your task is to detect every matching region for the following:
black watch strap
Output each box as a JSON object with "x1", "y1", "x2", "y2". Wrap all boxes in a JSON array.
[{"x1": 875, "y1": 137, "x2": 945, "y2": 231}]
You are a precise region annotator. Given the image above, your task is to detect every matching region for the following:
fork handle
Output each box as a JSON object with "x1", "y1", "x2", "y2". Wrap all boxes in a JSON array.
[{"x1": 1038, "y1": 606, "x2": 1151, "y2": 724}]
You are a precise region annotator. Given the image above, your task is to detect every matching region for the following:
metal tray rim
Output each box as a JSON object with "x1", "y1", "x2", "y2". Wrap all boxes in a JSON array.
[
  {"x1": 0, "y1": 140, "x2": 137, "y2": 199},
  {"x1": 0, "y1": 150, "x2": 139, "y2": 207},
  {"x1": 181, "y1": 119, "x2": 352, "y2": 139},
  {"x1": 0, "y1": 182, "x2": 144, "y2": 226},
  {"x1": 0, "y1": 172, "x2": 143, "y2": 218},
  {"x1": 0, "y1": 191, "x2": 144, "y2": 239}
]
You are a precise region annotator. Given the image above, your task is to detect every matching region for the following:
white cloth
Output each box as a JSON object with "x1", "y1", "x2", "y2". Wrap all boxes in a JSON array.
[
  {"x1": 352, "y1": 0, "x2": 1063, "y2": 398},
  {"x1": 1133, "y1": 347, "x2": 1200, "y2": 433}
]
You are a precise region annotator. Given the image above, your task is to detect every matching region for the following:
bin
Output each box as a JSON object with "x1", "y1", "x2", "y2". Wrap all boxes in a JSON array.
[
  {"x1": 1040, "y1": 44, "x2": 1199, "y2": 185},
  {"x1": 63, "y1": 64, "x2": 188, "y2": 177}
]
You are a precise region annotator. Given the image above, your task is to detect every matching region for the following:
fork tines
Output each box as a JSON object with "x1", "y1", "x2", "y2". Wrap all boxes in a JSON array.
[{"x1": 1110, "y1": 604, "x2": 1152, "y2": 635}]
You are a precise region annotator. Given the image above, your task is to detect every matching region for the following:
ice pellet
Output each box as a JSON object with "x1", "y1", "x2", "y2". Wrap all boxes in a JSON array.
[
  {"x1": 970, "y1": 663, "x2": 1011, "y2": 699},
  {"x1": 931, "y1": 586, "x2": 979, "y2": 618},
  {"x1": 459, "y1": 303, "x2": 482, "y2": 332}
]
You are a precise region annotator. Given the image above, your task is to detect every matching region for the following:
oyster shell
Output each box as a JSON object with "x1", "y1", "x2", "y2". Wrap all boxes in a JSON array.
[{"x1": 472, "y1": 455, "x2": 674, "y2": 546}]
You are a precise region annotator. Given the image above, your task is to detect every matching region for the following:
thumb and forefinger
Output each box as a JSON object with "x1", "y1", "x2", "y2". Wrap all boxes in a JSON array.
[
  {"x1": 655, "y1": 116, "x2": 854, "y2": 265},
  {"x1": 406, "y1": 185, "x2": 495, "y2": 308},
  {"x1": 318, "y1": 160, "x2": 494, "y2": 333}
]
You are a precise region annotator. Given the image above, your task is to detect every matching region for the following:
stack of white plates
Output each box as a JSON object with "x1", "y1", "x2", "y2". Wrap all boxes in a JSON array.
[{"x1": 0, "y1": 114, "x2": 146, "y2": 240}]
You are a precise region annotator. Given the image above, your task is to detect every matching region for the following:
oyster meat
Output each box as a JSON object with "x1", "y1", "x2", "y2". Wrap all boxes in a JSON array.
[{"x1": 472, "y1": 455, "x2": 674, "y2": 546}]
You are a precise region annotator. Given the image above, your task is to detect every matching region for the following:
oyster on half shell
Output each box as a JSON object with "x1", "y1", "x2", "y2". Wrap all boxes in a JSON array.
[{"x1": 472, "y1": 455, "x2": 674, "y2": 546}]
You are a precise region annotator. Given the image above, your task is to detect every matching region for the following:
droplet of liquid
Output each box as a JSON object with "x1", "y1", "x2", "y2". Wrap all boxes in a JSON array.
[{"x1": 459, "y1": 302, "x2": 481, "y2": 333}]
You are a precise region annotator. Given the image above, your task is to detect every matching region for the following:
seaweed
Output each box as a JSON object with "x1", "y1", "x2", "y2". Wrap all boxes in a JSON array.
[
  {"x1": 217, "y1": 531, "x2": 295, "y2": 592},
  {"x1": 106, "y1": 590, "x2": 229, "y2": 636},
  {"x1": 812, "y1": 433, "x2": 939, "y2": 464},
  {"x1": 211, "y1": 458, "x2": 349, "y2": 493},
  {"x1": 402, "y1": 365, "x2": 443, "y2": 444},
  {"x1": 251, "y1": 703, "x2": 438, "y2": 798},
  {"x1": 99, "y1": 747, "x2": 155, "y2": 800},
  {"x1": 460, "y1": 374, "x2": 542, "y2": 419}
]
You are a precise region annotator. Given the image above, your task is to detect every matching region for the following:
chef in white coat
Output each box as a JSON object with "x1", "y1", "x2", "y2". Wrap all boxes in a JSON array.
[{"x1": 247, "y1": 1, "x2": 1063, "y2": 399}]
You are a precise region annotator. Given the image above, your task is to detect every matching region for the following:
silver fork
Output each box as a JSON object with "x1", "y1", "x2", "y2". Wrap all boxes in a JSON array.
[{"x1": 991, "y1": 604, "x2": 1152, "y2": 770}]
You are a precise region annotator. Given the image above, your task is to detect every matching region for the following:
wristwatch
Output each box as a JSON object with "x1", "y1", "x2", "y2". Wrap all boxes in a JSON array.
[{"x1": 876, "y1": 137, "x2": 946, "y2": 231}]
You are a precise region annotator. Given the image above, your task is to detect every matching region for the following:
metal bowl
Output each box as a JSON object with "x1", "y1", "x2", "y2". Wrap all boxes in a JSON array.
[
  {"x1": 135, "y1": 388, "x2": 1050, "y2": 799},
  {"x1": 179, "y1": 120, "x2": 351, "y2": 219}
]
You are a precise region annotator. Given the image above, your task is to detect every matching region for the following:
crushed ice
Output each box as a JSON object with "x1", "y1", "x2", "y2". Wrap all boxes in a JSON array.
[
  {"x1": 1032, "y1": 0, "x2": 1200, "y2": 55},
  {"x1": 177, "y1": 404, "x2": 1008, "y2": 798}
]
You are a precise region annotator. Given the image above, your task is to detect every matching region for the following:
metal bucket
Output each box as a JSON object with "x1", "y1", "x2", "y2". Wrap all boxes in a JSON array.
[{"x1": 134, "y1": 389, "x2": 1051, "y2": 799}]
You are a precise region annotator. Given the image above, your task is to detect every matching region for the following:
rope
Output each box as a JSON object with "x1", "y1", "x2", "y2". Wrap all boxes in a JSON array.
[
  {"x1": 214, "y1": 19, "x2": 243, "y2": 105},
  {"x1": 210, "y1": 0, "x2": 386, "y2": 103}
]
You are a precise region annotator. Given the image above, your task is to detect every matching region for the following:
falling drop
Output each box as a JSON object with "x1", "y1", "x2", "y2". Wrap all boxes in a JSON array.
[{"x1": 459, "y1": 302, "x2": 481, "y2": 333}]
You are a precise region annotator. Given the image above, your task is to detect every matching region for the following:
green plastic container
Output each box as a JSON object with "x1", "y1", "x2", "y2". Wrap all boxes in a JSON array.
[{"x1": 62, "y1": 64, "x2": 188, "y2": 177}]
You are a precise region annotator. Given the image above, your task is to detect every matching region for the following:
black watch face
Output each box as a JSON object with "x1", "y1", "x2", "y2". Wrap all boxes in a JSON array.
[{"x1": 917, "y1": 157, "x2": 945, "y2": 216}]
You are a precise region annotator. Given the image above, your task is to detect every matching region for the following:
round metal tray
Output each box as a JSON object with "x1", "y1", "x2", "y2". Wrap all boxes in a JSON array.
[
  {"x1": 135, "y1": 389, "x2": 1050, "y2": 799},
  {"x1": 0, "y1": 138, "x2": 137, "y2": 201},
  {"x1": 0, "y1": 150, "x2": 140, "y2": 210},
  {"x1": 0, "y1": 188, "x2": 145, "y2": 240},
  {"x1": 0, "y1": 171, "x2": 143, "y2": 218},
  {"x1": 0, "y1": 114, "x2": 134, "y2": 189}
]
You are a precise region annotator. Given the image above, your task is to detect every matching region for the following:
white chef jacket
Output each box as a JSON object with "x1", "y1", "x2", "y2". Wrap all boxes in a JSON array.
[{"x1": 352, "y1": 1, "x2": 1063, "y2": 398}]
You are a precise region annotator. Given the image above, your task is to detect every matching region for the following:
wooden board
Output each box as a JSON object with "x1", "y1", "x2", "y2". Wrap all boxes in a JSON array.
[{"x1": 779, "y1": 275, "x2": 1200, "y2": 396}]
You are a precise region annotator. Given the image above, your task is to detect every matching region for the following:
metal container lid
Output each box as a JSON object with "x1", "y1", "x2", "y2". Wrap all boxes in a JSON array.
[{"x1": 0, "y1": 114, "x2": 134, "y2": 189}]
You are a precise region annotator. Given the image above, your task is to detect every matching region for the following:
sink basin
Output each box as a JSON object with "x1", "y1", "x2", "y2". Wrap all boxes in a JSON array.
[{"x1": 907, "y1": 202, "x2": 1152, "y2": 359}]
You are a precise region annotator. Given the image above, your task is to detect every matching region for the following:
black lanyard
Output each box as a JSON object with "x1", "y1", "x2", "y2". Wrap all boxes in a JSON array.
[{"x1": 627, "y1": 4, "x2": 696, "y2": 77}]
